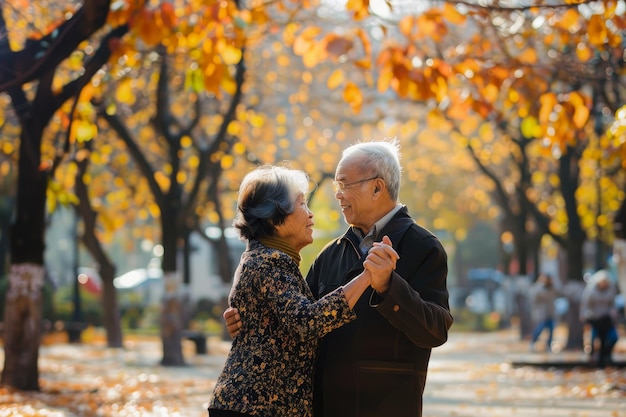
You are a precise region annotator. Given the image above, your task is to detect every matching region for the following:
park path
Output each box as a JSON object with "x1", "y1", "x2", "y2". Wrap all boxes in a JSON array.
[
  {"x1": 0, "y1": 327, "x2": 624, "y2": 416},
  {"x1": 424, "y1": 328, "x2": 626, "y2": 417}
]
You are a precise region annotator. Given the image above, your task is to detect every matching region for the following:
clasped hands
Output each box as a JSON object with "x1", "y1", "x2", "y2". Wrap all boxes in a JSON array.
[
  {"x1": 363, "y1": 235, "x2": 399, "y2": 294},
  {"x1": 223, "y1": 236, "x2": 399, "y2": 338}
]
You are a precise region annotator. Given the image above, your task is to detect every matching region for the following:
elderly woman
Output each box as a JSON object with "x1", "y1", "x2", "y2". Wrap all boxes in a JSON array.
[{"x1": 208, "y1": 166, "x2": 397, "y2": 417}]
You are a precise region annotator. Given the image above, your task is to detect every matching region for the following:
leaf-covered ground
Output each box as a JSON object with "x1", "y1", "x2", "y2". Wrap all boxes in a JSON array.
[{"x1": 0, "y1": 327, "x2": 625, "y2": 417}]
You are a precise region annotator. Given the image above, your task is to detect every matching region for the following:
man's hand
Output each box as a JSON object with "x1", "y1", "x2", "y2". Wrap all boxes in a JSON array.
[
  {"x1": 223, "y1": 307, "x2": 242, "y2": 338},
  {"x1": 364, "y1": 235, "x2": 399, "y2": 294}
]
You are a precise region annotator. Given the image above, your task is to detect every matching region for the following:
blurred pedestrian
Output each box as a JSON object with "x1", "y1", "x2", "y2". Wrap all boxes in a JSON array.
[
  {"x1": 580, "y1": 270, "x2": 619, "y2": 367},
  {"x1": 529, "y1": 273, "x2": 560, "y2": 352}
]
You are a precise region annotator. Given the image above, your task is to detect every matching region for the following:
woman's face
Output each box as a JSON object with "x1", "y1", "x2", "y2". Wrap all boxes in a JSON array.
[{"x1": 275, "y1": 193, "x2": 314, "y2": 252}]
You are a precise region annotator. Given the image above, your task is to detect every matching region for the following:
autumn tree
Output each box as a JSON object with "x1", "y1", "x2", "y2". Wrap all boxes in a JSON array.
[
  {"x1": 0, "y1": 0, "x2": 132, "y2": 390},
  {"x1": 289, "y1": 3, "x2": 623, "y2": 261}
]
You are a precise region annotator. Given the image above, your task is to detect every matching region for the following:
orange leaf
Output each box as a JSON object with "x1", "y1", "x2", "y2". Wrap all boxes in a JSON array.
[
  {"x1": 377, "y1": 66, "x2": 393, "y2": 93},
  {"x1": 517, "y1": 47, "x2": 537, "y2": 65},
  {"x1": 292, "y1": 36, "x2": 311, "y2": 56},
  {"x1": 327, "y1": 69, "x2": 344, "y2": 90},
  {"x1": 355, "y1": 28, "x2": 371, "y2": 59},
  {"x1": 588, "y1": 14, "x2": 608, "y2": 46},
  {"x1": 539, "y1": 93, "x2": 557, "y2": 123},
  {"x1": 343, "y1": 82, "x2": 363, "y2": 113},
  {"x1": 447, "y1": 100, "x2": 471, "y2": 122},
  {"x1": 346, "y1": 0, "x2": 371, "y2": 20},
  {"x1": 556, "y1": 9, "x2": 580, "y2": 31},
  {"x1": 569, "y1": 92, "x2": 590, "y2": 128},
  {"x1": 399, "y1": 15, "x2": 415, "y2": 38},
  {"x1": 299, "y1": 26, "x2": 322, "y2": 40},
  {"x1": 443, "y1": 3, "x2": 466, "y2": 25},
  {"x1": 302, "y1": 42, "x2": 325, "y2": 68},
  {"x1": 137, "y1": 9, "x2": 162, "y2": 46},
  {"x1": 159, "y1": 2, "x2": 177, "y2": 29}
]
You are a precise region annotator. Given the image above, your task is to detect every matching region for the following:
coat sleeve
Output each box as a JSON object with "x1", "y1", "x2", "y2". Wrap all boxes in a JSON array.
[
  {"x1": 254, "y1": 255, "x2": 356, "y2": 342},
  {"x1": 370, "y1": 235, "x2": 453, "y2": 348}
]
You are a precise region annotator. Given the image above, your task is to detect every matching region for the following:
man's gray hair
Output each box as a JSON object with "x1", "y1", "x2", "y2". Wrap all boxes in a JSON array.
[{"x1": 342, "y1": 138, "x2": 402, "y2": 201}]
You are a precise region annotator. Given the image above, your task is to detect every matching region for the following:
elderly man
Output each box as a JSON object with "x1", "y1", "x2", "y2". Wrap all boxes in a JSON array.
[{"x1": 225, "y1": 139, "x2": 453, "y2": 417}]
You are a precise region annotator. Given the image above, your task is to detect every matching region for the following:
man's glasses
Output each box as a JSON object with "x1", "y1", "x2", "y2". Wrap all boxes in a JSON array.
[{"x1": 332, "y1": 177, "x2": 379, "y2": 193}]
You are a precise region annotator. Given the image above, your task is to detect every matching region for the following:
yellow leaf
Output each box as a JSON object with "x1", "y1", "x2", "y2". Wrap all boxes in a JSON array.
[
  {"x1": 68, "y1": 51, "x2": 83, "y2": 71},
  {"x1": 250, "y1": 114, "x2": 265, "y2": 127},
  {"x1": 327, "y1": 69, "x2": 344, "y2": 90},
  {"x1": 221, "y1": 154, "x2": 234, "y2": 169},
  {"x1": 47, "y1": 192, "x2": 57, "y2": 214},
  {"x1": 227, "y1": 120, "x2": 242, "y2": 136},
  {"x1": 221, "y1": 73, "x2": 237, "y2": 95},
  {"x1": 219, "y1": 42, "x2": 242, "y2": 65},
  {"x1": 115, "y1": 79, "x2": 136, "y2": 105},
  {"x1": 520, "y1": 116, "x2": 541, "y2": 139},
  {"x1": 76, "y1": 120, "x2": 97, "y2": 143},
  {"x1": 569, "y1": 92, "x2": 590, "y2": 128},
  {"x1": 233, "y1": 142, "x2": 246, "y2": 155}
]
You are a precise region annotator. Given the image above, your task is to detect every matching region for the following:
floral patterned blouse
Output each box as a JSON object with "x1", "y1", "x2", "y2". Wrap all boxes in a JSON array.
[{"x1": 209, "y1": 240, "x2": 357, "y2": 417}]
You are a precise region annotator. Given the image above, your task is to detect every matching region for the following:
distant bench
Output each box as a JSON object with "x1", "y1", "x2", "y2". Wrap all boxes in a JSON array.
[
  {"x1": 48, "y1": 321, "x2": 89, "y2": 342},
  {"x1": 183, "y1": 330, "x2": 208, "y2": 354}
]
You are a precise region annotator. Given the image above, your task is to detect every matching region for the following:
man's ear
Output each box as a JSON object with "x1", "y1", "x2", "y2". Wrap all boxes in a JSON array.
[{"x1": 373, "y1": 178, "x2": 383, "y2": 193}]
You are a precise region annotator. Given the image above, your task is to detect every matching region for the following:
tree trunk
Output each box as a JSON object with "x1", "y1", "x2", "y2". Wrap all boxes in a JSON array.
[
  {"x1": 160, "y1": 271, "x2": 185, "y2": 366},
  {"x1": 159, "y1": 207, "x2": 185, "y2": 366},
  {"x1": 562, "y1": 280, "x2": 585, "y2": 350},
  {"x1": 1, "y1": 264, "x2": 44, "y2": 390},
  {"x1": 0, "y1": 196, "x2": 12, "y2": 275},
  {"x1": 74, "y1": 147, "x2": 123, "y2": 348},
  {"x1": 563, "y1": 239, "x2": 586, "y2": 350},
  {"x1": 2, "y1": 114, "x2": 47, "y2": 390},
  {"x1": 0, "y1": 0, "x2": 116, "y2": 390},
  {"x1": 100, "y1": 262, "x2": 122, "y2": 348}
]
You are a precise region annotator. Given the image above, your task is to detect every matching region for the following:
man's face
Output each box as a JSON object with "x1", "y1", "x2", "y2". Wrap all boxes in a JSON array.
[{"x1": 334, "y1": 156, "x2": 378, "y2": 233}]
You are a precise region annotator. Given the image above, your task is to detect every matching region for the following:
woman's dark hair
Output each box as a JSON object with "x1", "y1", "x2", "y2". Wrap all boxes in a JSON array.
[{"x1": 234, "y1": 165, "x2": 309, "y2": 241}]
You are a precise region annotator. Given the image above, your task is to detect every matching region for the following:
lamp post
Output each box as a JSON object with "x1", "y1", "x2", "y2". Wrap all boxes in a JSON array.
[{"x1": 68, "y1": 210, "x2": 84, "y2": 343}]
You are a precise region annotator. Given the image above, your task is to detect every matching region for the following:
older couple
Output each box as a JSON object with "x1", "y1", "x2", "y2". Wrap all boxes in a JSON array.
[{"x1": 209, "y1": 140, "x2": 453, "y2": 417}]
